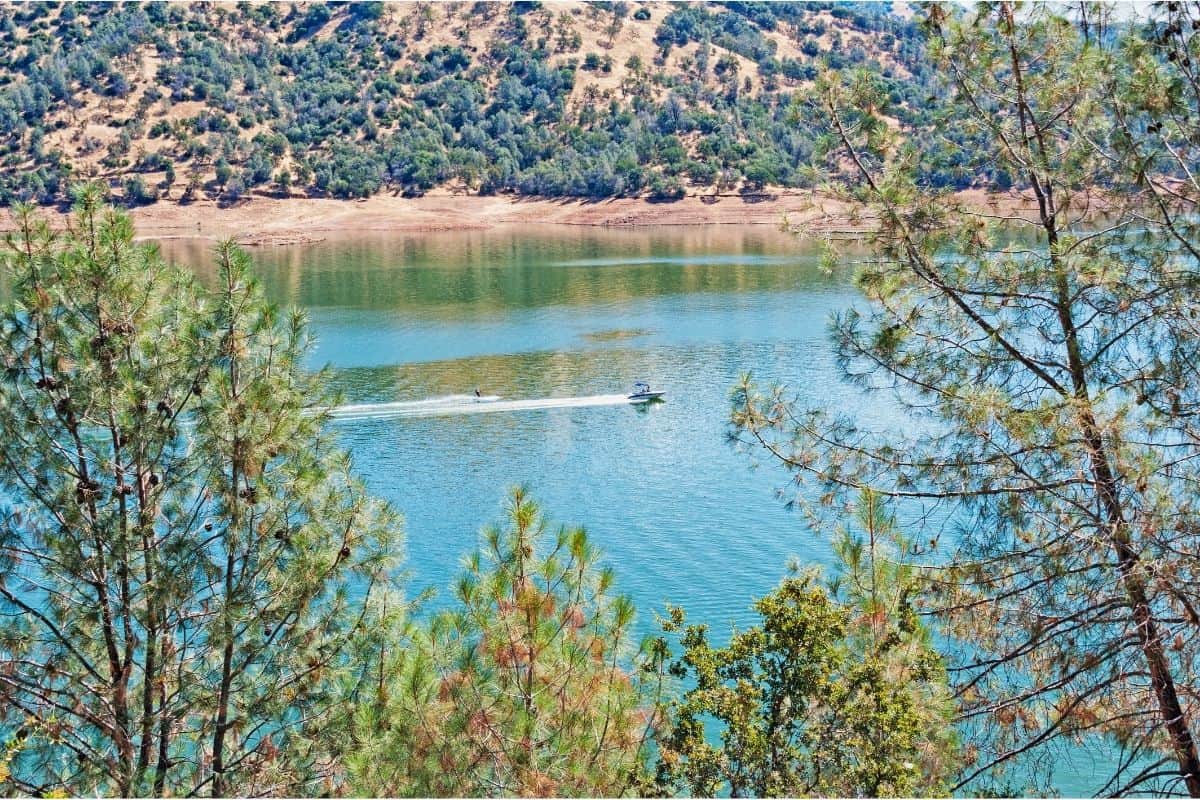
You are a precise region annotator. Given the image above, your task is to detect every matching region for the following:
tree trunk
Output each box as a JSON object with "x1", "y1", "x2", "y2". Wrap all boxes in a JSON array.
[{"x1": 1056, "y1": 269, "x2": 1200, "y2": 796}]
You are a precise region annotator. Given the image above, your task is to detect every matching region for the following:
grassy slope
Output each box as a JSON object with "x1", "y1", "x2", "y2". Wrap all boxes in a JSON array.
[{"x1": 0, "y1": 1, "x2": 917, "y2": 205}]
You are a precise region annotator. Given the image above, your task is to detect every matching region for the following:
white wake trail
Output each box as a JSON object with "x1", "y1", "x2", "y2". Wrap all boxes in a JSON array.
[{"x1": 324, "y1": 393, "x2": 644, "y2": 421}]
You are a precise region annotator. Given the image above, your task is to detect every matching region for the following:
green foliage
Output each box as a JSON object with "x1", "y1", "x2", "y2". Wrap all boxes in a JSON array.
[
  {"x1": 0, "y1": 187, "x2": 403, "y2": 796},
  {"x1": 739, "y1": 2, "x2": 1200, "y2": 795},
  {"x1": 349, "y1": 487, "x2": 662, "y2": 797},
  {"x1": 653, "y1": 491, "x2": 957, "y2": 798}
]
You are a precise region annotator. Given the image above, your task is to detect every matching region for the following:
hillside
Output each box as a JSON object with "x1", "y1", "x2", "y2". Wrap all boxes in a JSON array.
[{"x1": 0, "y1": 1, "x2": 937, "y2": 207}]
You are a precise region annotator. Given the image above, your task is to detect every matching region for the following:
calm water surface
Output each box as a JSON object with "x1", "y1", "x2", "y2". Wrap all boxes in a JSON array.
[
  {"x1": 163, "y1": 227, "x2": 863, "y2": 627},
  {"x1": 159, "y1": 225, "x2": 1110, "y2": 795}
]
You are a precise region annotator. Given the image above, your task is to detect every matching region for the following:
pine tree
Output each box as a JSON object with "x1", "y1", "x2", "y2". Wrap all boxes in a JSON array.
[
  {"x1": 349, "y1": 487, "x2": 662, "y2": 797},
  {"x1": 0, "y1": 186, "x2": 402, "y2": 797},
  {"x1": 734, "y1": 3, "x2": 1200, "y2": 794}
]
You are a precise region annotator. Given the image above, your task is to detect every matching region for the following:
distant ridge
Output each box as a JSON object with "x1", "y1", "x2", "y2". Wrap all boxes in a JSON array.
[{"x1": 0, "y1": 2, "x2": 941, "y2": 207}]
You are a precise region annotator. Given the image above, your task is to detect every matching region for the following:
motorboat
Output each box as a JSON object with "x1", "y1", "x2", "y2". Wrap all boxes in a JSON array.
[{"x1": 627, "y1": 381, "x2": 665, "y2": 402}]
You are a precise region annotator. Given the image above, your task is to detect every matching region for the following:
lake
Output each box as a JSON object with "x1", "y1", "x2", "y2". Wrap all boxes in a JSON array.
[
  {"x1": 157, "y1": 224, "x2": 1111, "y2": 795},
  {"x1": 161, "y1": 226, "x2": 864, "y2": 627}
]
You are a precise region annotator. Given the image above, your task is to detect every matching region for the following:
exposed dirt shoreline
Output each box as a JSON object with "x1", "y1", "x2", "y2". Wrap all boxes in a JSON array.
[{"x1": 0, "y1": 189, "x2": 1041, "y2": 246}]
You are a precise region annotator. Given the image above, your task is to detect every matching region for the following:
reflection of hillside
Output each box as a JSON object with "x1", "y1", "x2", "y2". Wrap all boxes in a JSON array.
[
  {"x1": 328, "y1": 347, "x2": 681, "y2": 468},
  {"x1": 157, "y1": 227, "x2": 846, "y2": 317},
  {"x1": 332, "y1": 344, "x2": 716, "y2": 405}
]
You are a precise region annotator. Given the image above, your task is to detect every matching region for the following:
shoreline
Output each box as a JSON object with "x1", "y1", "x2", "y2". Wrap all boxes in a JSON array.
[{"x1": 0, "y1": 189, "x2": 1040, "y2": 246}]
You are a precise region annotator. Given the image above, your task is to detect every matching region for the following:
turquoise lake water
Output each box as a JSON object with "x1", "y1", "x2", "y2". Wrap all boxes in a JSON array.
[
  {"x1": 163, "y1": 226, "x2": 863, "y2": 629},
  {"x1": 157, "y1": 225, "x2": 1115, "y2": 796}
]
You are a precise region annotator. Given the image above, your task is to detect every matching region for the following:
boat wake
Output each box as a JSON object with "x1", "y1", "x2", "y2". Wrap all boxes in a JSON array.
[{"x1": 325, "y1": 393, "x2": 644, "y2": 421}]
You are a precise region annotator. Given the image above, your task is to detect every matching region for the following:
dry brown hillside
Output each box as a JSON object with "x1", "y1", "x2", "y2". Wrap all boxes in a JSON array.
[{"x1": 0, "y1": 1, "x2": 929, "y2": 206}]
